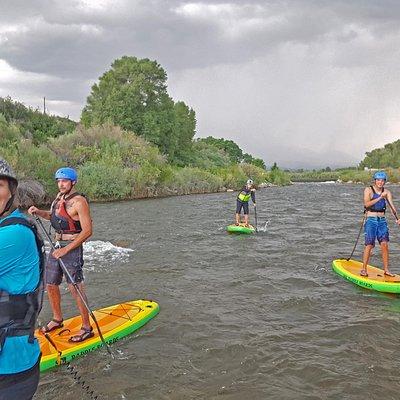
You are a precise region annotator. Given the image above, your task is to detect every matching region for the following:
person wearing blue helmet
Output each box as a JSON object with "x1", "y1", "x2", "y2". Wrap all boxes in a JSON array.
[
  {"x1": 360, "y1": 171, "x2": 400, "y2": 277},
  {"x1": 28, "y1": 167, "x2": 94, "y2": 343}
]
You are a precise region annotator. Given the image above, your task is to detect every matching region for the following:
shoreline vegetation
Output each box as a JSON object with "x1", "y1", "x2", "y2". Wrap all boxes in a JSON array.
[
  {"x1": 289, "y1": 167, "x2": 400, "y2": 184},
  {"x1": 2, "y1": 56, "x2": 398, "y2": 205}
]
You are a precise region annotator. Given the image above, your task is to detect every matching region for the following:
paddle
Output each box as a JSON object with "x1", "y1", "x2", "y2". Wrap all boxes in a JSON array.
[
  {"x1": 347, "y1": 213, "x2": 366, "y2": 261},
  {"x1": 254, "y1": 204, "x2": 258, "y2": 233},
  {"x1": 34, "y1": 216, "x2": 113, "y2": 357},
  {"x1": 386, "y1": 199, "x2": 400, "y2": 221}
]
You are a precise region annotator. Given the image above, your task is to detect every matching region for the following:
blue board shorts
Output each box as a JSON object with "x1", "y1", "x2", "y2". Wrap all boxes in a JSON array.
[
  {"x1": 46, "y1": 244, "x2": 84, "y2": 285},
  {"x1": 364, "y1": 216, "x2": 389, "y2": 246},
  {"x1": 236, "y1": 199, "x2": 249, "y2": 215}
]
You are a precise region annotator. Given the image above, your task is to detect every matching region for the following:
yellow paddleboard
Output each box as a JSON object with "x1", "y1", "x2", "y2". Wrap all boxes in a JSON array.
[
  {"x1": 38, "y1": 299, "x2": 159, "y2": 372},
  {"x1": 332, "y1": 259, "x2": 400, "y2": 293}
]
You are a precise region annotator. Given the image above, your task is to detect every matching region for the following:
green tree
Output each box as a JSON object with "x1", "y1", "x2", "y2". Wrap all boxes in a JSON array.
[
  {"x1": 198, "y1": 137, "x2": 243, "y2": 163},
  {"x1": 243, "y1": 153, "x2": 266, "y2": 169},
  {"x1": 81, "y1": 56, "x2": 195, "y2": 160}
]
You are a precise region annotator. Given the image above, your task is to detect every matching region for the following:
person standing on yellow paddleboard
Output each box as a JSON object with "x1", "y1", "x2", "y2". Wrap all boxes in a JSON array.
[
  {"x1": 28, "y1": 167, "x2": 94, "y2": 343},
  {"x1": 235, "y1": 179, "x2": 256, "y2": 227},
  {"x1": 361, "y1": 171, "x2": 400, "y2": 277}
]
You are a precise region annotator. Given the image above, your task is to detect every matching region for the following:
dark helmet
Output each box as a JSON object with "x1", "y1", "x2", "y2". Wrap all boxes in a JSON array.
[{"x1": 0, "y1": 157, "x2": 18, "y2": 189}]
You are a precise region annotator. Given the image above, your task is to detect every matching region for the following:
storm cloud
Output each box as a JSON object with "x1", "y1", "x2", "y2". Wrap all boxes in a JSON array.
[{"x1": 1, "y1": 0, "x2": 400, "y2": 167}]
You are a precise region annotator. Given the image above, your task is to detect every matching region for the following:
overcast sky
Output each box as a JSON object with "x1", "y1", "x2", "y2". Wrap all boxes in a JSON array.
[{"x1": 1, "y1": 0, "x2": 400, "y2": 168}]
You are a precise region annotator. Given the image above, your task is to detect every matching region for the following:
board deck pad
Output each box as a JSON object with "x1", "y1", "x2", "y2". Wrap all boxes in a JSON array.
[
  {"x1": 332, "y1": 259, "x2": 400, "y2": 293},
  {"x1": 38, "y1": 299, "x2": 159, "y2": 372}
]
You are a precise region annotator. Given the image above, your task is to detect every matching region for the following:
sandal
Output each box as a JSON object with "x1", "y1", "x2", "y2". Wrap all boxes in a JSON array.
[
  {"x1": 41, "y1": 318, "x2": 64, "y2": 333},
  {"x1": 68, "y1": 326, "x2": 94, "y2": 343},
  {"x1": 384, "y1": 271, "x2": 395, "y2": 277},
  {"x1": 360, "y1": 270, "x2": 368, "y2": 277}
]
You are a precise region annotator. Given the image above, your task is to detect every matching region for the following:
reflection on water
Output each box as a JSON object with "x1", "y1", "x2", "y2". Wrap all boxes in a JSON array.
[{"x1": 37, "y1": 184, "x2": 400, "y2": 399}]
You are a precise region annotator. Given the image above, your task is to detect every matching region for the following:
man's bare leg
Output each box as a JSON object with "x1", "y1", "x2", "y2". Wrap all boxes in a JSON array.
[
  {"x1": 44, "y1": 284, "x2": 63, "y2": 329},
  {"x1": 361, "y1": 245, "x2": 373, "y2": 276},
  {"x1": 68, "y1": 282, "x2": 91, "y2": 332},
  {"x1": 381, "y1": 241, "x2": 394, "y2": 276}
]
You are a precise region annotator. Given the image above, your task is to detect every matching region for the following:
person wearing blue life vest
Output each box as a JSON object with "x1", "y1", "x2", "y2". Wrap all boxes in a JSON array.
[
  {"x1": 235, "y1": 179, "x2": 256, "y2": 226},
  {"x1": 28, "y1": 167, "x2": 94, "y2": 343},
  {"x1": 361, "y1": 171, "x2": 400, "y2": 277},
  {"x1": 0, "y1": 158, "x2": 43, "y2": 400}
]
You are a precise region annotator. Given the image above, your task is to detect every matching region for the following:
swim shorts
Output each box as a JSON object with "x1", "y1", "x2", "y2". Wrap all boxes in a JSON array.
[
  {"x1": 364, "y1": 216, "x2": 389, "y2": 246},
  {"x1": 45, "y1": 244, "x2": 84, "y2": 285}
]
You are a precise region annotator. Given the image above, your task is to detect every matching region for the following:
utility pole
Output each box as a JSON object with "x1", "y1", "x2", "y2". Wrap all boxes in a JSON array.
[{"x1": 43, "y1": 97, "x2": 46, "y2": 114}]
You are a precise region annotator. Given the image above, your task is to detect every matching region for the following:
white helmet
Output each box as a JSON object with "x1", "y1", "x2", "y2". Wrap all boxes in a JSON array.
[{"x1": 246, "y1": 179, "x2": 253, "y2": 185}]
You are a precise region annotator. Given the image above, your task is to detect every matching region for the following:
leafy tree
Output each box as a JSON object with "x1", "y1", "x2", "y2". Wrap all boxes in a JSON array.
[
  {"x1": 243, "y1": 153, "x2": 266, "y2": 169},
  {"x1": 271, "y1": 162, "x2": 279, "y2": 171},
  {"x1": 81, "y1": 56, "x2": 196, "y2": 160},
  {"x1": 360, "y1": 140, "x2": 400, "y2": 169},
  {"x1": 198, "y1": 137, "x2": 244, "y2": 163}
]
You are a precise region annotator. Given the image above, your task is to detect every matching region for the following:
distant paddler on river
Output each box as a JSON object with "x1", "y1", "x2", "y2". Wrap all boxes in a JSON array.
[
  {"x1": 360, "y1": 171, "x2": 400, "y2": 277},
  {"x1": 235, "y1": 179, "x2": 256, "y2": 227},
  {"x1": 28, "y1": 167, "x2": 95, "y2": 343}
]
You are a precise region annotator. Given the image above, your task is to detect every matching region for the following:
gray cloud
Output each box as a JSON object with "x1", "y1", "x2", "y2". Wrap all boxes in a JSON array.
[{"x1": 1, "y1": 0, "x2": 400, "y2": 167}]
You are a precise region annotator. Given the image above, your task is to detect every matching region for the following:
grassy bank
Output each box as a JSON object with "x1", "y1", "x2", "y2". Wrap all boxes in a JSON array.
[{"x1": 1, "y1": 121, "x2": 290, "y2": 206}]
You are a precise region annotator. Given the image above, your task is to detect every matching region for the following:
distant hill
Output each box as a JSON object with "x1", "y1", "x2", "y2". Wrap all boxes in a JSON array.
[
  {"x1": 360, "y1": 139, "x2": 400, "y2": 169},
  {"x1": 0, "y1": 96, "x2": 76, "y2": 144}
]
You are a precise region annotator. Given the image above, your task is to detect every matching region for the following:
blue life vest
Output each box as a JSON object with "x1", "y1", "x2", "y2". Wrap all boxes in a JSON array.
[{"x1": 365, "y1": 186, "x2": 386, "y2": 213}]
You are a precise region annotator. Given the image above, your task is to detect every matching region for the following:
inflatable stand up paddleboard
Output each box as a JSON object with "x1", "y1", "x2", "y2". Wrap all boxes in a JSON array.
[
  {"x1": 38, "y1": 299, "x2": 159, "y2": 372},
  {"x1": 332, "y1": 259, "x2": 400, "y2": 293}
]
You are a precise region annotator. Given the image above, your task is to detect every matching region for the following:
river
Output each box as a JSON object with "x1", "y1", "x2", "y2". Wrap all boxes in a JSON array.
[{"x1": 36, "y1": 183, "x2": 400, "y2": 399}]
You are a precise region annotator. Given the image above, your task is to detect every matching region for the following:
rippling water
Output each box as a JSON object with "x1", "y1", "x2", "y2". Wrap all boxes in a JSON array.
[{"x1": 36, "y1": 183, "x2": 400, "y2": 399}]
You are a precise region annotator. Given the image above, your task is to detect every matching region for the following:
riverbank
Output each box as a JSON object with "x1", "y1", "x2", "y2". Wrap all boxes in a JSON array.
[
  {"x1": 1, "y1": 105, "x2": 291, "y2": 207},
  {"x1": 289, "y1": 167, "x2": 400, "y2": 184}
]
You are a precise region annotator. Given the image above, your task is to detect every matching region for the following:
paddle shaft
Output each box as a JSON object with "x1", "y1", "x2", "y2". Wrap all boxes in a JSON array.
[
  {"x1": 386, "y1": 199, "x2": 399, "y2": 221},
  {"x1": 347, "y1": 213, "x2": 366, "y2": 261},
  {"x1": 34, "y1": 216, "x2": 113, "y2": 356},
  {"x1": 254, "y1": 204, "x2": 258, "y2": 232}
]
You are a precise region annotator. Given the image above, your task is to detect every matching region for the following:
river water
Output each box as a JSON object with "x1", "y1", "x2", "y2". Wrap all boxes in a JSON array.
[{"x1": 36, "y1": 183, "x2": 400, "y2": 400}]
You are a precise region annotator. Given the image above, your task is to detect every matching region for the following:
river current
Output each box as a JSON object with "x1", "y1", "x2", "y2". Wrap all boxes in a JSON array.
[{"x1": 36, "y1": 183, "x2": 400, "y2": 400}]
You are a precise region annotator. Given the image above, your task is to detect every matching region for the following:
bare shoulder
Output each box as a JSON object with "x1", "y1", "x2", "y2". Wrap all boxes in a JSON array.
[
  {"x1": 384, "y1": 188, "x2": 392, "y2": 195},
  {"x1": 364, "y1": 186, "x2": 372, "y2": 194},
  {"x1": 74, "y1": 194, "x2": 89, "y2": 207}
]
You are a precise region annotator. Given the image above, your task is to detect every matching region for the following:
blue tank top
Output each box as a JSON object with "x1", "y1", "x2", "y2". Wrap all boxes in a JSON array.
[{"x1": 0, "y1": 209, "x2": 41, "y2": 374}]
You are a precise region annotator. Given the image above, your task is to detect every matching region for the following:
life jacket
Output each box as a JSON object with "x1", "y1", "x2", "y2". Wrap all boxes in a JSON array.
[
  {"x1": 365, "y1": 186, "x2": 386, "y2": 213},
  {"x1": 50, "y1": 192, "x2": 82, "y2": 234},
  {"x1": 237, "y1": 187, "x2": 251, "y2": 202},
  {"x1": 0, "y1": 214, "x2": 45, "y2": 353}
]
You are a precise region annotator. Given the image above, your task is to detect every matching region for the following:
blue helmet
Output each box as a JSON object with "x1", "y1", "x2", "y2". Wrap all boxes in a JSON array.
[
  {"x1": 55, "y1": 167, "x2": 78, "y2": 183},
  {"x1": 373, "y1": 171, "x2": 387, "y2": 181}
]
